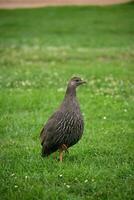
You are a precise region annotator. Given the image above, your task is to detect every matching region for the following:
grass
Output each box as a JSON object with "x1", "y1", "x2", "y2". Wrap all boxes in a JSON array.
[{"x1": 0, "y1": 2, "x2": 134, "y2": 200}]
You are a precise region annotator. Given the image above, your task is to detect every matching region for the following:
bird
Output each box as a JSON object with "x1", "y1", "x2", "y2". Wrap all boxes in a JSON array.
[{"x1": 40, "y1": 77, "x2": 86, "y2": 162}]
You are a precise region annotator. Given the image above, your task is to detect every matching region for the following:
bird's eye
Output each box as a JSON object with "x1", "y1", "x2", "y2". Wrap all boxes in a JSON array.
[{"x1": 75, "y1": 79, "x2": 80, "y2": 82}]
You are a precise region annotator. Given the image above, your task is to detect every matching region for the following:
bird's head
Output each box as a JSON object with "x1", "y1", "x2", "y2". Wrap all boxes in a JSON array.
[
  {"x1": 65, "y1": 77, "x2": 86, "y2": 97},
  {"x1": 68, "y1": 77, "x2": 87, "y2": 88}
]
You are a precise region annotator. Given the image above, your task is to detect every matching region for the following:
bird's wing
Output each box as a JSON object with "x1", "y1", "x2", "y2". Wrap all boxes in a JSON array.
[{"x1": 40, "y1": 111, "x2": 63, "y2": 146}]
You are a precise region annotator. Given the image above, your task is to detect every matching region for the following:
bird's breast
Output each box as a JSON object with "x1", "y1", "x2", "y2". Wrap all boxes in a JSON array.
[
  {"x1": 57, "y1": 110, "x2": 84, "y2": 135},
  {"x1": 63, "y1": 111, "x2": 84, "y2": 147}
]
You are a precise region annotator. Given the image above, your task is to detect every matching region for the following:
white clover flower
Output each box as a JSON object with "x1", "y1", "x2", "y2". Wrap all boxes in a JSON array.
[
  {"x1": 66, "y1": 185, "x2": 70, "y2": 188},
  {"x1": 11, "y1": 173, "x2": 15, "y2": 177}
]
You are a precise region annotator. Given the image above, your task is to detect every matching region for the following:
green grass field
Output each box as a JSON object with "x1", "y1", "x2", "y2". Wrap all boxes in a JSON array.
[{"x1": 0, "y1": 2, "x2": 134, "y2": 200}]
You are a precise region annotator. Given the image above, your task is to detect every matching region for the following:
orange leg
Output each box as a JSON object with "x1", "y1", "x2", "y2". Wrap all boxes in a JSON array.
[
  {"x1": 59, "y1": 149, "x2": 63, "y2": 162},
  {"x1": 62, "y1": 144, "x2": 69, "y2": 153},
  {"x1": 59, "y1": 144, "x2": 68, "y2": 162}
]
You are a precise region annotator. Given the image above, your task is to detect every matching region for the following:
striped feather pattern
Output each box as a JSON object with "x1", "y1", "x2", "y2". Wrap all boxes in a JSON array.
[{"x1": 40, "y1": 77, "x2": 85, "y2": 156}]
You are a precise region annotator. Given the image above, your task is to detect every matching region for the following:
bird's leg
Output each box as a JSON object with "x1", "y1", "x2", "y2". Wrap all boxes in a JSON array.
[
  {"x1": 59, "y1": 149, "x2": 63, "y2": 162},
  {"x1": 61, "y1": 144, "x2": 69, "y2": 153},
  {"x1": 59, "y1": 144, "x2": 68, "y2": 162}
]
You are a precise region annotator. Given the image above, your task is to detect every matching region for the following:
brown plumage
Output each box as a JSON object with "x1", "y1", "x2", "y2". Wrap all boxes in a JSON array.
[{"x1": 40, "y1": 77, "x2": 86, "y2": 161}]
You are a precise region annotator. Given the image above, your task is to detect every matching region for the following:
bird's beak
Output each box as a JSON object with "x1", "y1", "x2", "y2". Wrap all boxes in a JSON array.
[{"x1": 80, "y1": 80, "x2": 87, "y2": 84}]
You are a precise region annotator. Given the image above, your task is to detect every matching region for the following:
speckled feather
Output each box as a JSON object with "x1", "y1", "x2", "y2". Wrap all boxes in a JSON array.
[{"x1": 40, "y1": 77, "x2": 85, "y2": 156}]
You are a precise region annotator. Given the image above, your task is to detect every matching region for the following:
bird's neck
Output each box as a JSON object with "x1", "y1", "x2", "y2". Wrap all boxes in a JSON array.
[{"x1": 64, "y1": 85, "x2": 76, "y2": 99}]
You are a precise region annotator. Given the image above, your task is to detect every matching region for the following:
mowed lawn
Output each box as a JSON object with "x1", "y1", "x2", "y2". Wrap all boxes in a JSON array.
[{"x1": 0, "y1": 2, "x2": 134, "y2": 200}]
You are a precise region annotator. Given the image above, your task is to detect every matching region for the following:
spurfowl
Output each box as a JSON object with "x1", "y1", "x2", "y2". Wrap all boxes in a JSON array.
[{"x1": 40, "y1": 77, "x2": 86, "y2": 161}]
